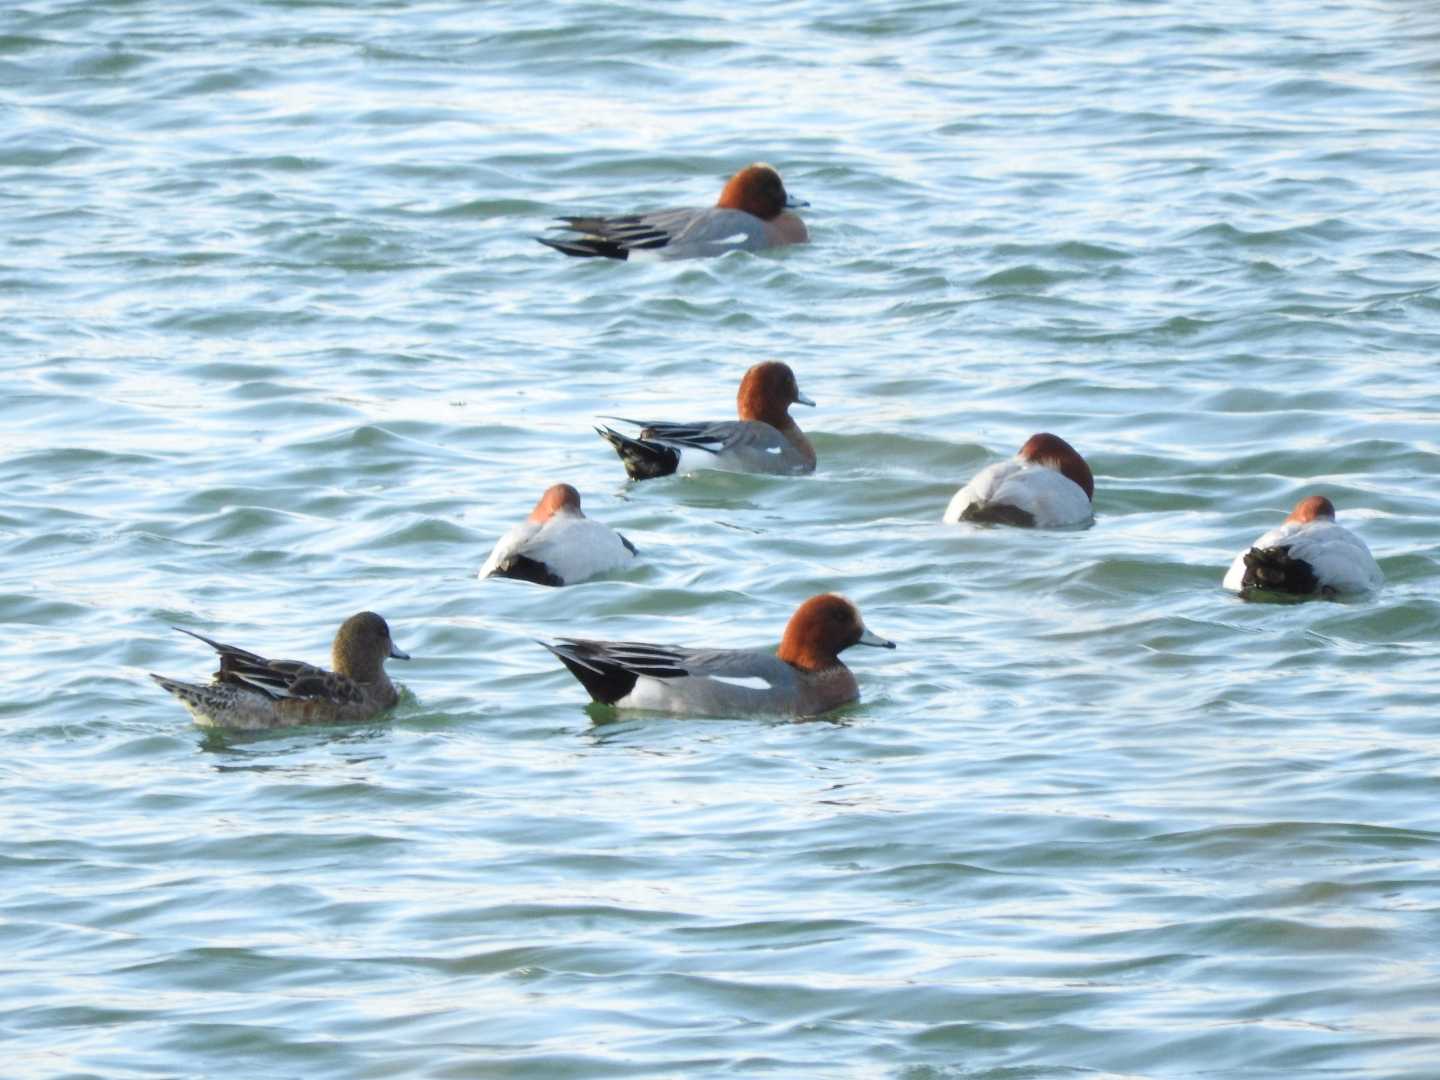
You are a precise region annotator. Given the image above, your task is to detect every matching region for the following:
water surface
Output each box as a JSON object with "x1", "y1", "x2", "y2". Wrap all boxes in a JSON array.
[{"x1": 4, "y1": 1, "x2": 1440, "y2": 1077}]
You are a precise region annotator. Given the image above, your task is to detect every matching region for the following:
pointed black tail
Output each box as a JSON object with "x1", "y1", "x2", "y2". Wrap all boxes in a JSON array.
[
  {"x1": 536, "y1": 236, "x2": 629, "y2": 260},
  {"x1": 595, "y1": 426, "x2": 680, "y2": 481},
  {"x1": 540, "y1": 640, "x2": 638, "y2": 705}
]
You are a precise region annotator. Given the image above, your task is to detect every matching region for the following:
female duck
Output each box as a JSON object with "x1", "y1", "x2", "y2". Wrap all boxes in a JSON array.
[{"x1": 150, "y1": 611, "x2": 409, "y2": 730}]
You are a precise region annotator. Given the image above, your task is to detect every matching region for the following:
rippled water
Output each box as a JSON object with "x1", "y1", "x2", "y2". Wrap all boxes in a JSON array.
[{"x1": 4, "y1": 1, "x2": 1440, "y2": 1076}]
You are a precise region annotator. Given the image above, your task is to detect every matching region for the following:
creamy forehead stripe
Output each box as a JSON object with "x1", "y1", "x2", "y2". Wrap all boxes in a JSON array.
[{"x1": 707, "y1": 674, "x2": 773, "y2": 691}]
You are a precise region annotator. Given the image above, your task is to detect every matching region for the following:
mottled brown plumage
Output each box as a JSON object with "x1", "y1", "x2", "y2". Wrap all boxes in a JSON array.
[{"x1": 150, "y1": 611, "x2": 410, "y2": 730}]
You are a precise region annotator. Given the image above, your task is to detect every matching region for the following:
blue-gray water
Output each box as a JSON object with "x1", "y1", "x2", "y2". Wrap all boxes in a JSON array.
[{"x1": 4, "y1": 1, "x2": 1440, "y2": 1077}]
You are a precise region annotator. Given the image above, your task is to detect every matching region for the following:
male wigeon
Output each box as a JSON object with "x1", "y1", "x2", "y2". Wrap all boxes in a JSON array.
[
  {"x1": 480, "y1": 483, "x2": 637, "y2": 587},
  {"x1": 943, "y1": 433, "x2": 1094, "y2": 528},
  {"x1": 538, "y1": 163, "x2": 808, "y2": 260},
  {"x1": 1223, "y1": 495, "x2": 1382, "y2": 599},
  {"x1": 541, "y1": 593, "x2": 895, "y2": 718},
  {"x1": 597, "y1": 360, "x2": 816, "y2": 480},
  {"x1": 150, "y1": 611, "x2": 409, "y2": 730}
]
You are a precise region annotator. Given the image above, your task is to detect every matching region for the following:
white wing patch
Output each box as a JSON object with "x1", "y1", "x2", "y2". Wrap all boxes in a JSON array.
[
  {"x1": 764, "y1": 445, "x2": 782, "y2": 454},
  {"x1": 708, "y1": 674, "x2": 773, "y2": 691}
]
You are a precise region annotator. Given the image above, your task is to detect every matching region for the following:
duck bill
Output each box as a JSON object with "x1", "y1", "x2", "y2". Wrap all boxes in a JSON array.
[
  {"x1": 857, "y1": 627, "x2": 896, "y2": 649},
  {"x1": 389, "y1": 643, "x2": 412, "y2": 660},
  {"x1": 795, "y1": 391, "x2": 816, "y2": 407},
  {"x1": 785, "y1": 194, "x2": 810, "y2": 209}
]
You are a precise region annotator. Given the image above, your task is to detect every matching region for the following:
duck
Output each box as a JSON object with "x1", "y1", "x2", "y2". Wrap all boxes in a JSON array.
[
  {"x1": 597, "y1": 360, "x2": 816, "y2": 480},
  {"x1": 1223, "y1": 495, "x2": 1382, "y2": 599},
  {"x1": 150, "y1": 611, "x2": 409, "y2": 730},
  {"x1": 943, "y1": 433, "x2": 1094, "y2": 527},
  {"x1": 541, "y1": 593, "x2": 894, "y2": 718},
  {"x1": 479, "y1": 483, "x2": 636, "y2": 586},
  {"x1": 538, "y1": 163, "x2": 808, "y2": 260}
]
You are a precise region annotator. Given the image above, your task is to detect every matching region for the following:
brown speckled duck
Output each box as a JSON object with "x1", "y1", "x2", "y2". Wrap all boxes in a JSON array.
[{"x1": 150, "y1": 611, "x2": 409, "y2": 730}]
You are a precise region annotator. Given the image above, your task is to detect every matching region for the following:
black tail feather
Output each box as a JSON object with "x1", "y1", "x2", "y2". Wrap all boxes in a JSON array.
[
  {"x1": 959, "y1": 501, "x2": 1037, "y2": 528},
  {"x1": 552, "y1": 217, "x2": 671, "y2": 252},
  {"x1": 595, "y1": 426, "x2": 680, "y2": 481},
  {"x1": 490, "y1": 554, "x2": 564, "y2": 588},
  {"x1": 540, "y1": 640, "x2": 638, "y2": 705},
  {"x1": 536, "y1": 235, "x2": 629, "y2": 260},
  {"x1": 1241, "y1": 545, "x2": 1321, "y2": 596},
  {"x1": 171, "y1": 626, "x2": 271, "y2": 681}
]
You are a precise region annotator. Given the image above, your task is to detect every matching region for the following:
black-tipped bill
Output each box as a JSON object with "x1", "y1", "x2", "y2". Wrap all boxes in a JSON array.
[
  {"x1": 795, "y1": 391, "x2": 816, "y2": 407},
  {"x1": 389, "y1": 643, "x2": 411, "y2": 660},
  {"x1": 857, "y1": 627, "x2": 896, "y2": 649},
  {"x1": 785, "y1": 194, "x2": 810, "y2": 209}
]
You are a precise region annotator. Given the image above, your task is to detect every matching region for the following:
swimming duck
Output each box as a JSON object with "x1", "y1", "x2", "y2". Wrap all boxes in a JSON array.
[
  {"x1": 597, "y1": 360, "x2": 816, "y2": 480},
  {"x1": 1223, "y1": 495, "x2": 1382, "y2": 599},
  {"x1": 538, "y1": 163, "x2": 808, "y2": 260},
  {"x1": 150, "y1": 611, "x2": 409, "y2": 730},
  {"x1": 541, "y1": 593, "x2": 894, "y2": 717},
  {"x1": 943, "y1": 433, "x2": 1094, "y2": 528},
  {"x1": 480, "y1": 483, "x2": 637, "y2": 586}
]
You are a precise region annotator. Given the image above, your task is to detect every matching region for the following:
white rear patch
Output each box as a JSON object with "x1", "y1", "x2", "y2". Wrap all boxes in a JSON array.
[{"x1": 708, "y1": 674, "x2": 772, "y2": 691}]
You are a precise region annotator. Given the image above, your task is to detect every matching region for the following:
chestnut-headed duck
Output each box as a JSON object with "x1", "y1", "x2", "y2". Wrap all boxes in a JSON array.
[
  {"x1": 541, "y1": 593, "x2": 895, "y2": 718},
  {"x1": 150, "y1": 611, "x2": 409, "y2": 730},
  {"x1": 480, "y1": 483, "x2": 637, "y2": 587},
  {"x1": 943, "y1": 433, "x2": 1094, "y2": 528},
  {"x1": 538, "y1": 163, "x2": 808, "y2": 260},
  {"x1": 1223, "y1": 495, "x2": 1382, "y2": 599},
  {"x1": 597, "y1": 360, "x2": 816, "y2": 480}
]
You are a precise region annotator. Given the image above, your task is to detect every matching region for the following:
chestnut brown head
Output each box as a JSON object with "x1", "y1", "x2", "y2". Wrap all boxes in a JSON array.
[
  {"x1": 778, "y1": 594, "x2": 894, "y2": 672},
  {"x1": 1286, "y1": 495, "x2": 1336, "y2": 524},
  {"x1": 1018, "y1": 433, "x2": 1094, "y2": 501},
  {"x1": 716, "y1": 163, "x2": 796, "y2": 221},
  {"x1": 736, "y1": 361, "x2": 814, "y2": 425},
  {"x1": 529, "y1": 483, "x2": 584, "y2": 523}
]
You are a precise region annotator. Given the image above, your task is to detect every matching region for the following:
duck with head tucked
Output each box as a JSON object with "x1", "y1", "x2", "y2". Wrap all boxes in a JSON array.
[
  {"x1": 538, "y1": 163, "x2": 808, "y2": 260},
  {"x1": 480, "y1": 483, "x2": 637, "y2": 587},
  {"x1": 541, "y1": 593, "x2": 895, "y2": 718},
  {"x1": 597, "y1": 360, "x2": 816, "y2": 480},
  {"x1": 1223, "y1": 495, "x2": 1382, "y2": 600},
  {"x1": 150, "y1": 611, "x2": 409, "y2": 730},
  {"x1": 943, "y1": 433, "x2": 1094, "y2": 528}
]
